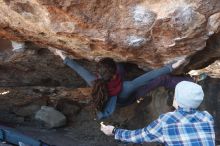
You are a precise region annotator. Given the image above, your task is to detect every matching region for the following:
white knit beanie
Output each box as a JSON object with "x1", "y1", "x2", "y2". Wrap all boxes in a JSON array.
[{"x1": 174, "y1": 81, "x2": 204, "y2": 109}]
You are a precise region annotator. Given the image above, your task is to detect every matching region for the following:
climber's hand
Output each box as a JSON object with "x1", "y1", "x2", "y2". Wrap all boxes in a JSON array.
[{"x1": 48, "y1": 47, "x2": 67, "y2": 60}]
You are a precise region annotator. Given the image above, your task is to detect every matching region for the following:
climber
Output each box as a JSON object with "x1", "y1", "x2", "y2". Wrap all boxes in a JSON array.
[
  {"x1": 0, "y1": 125, "x2": 53, "y2": 146},
  {"x1": 50, "y1": 48, "x2": 186, "y2": 120},
  {"x1": 100, "y1": 81, "x2": 215, "y2": 145}
]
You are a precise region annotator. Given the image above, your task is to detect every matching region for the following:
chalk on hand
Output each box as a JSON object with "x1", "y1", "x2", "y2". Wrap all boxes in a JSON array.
[{"x1": 100, "y1": 122, "x2": 105, "y2": 126}]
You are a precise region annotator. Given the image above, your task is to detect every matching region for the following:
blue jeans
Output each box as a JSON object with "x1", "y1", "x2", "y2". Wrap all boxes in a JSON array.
[
  {"x1": 115, "y1": 74, "x2": 194, "y2": 106},
  {"x1": 134, "y1": 74, "x2": 194, "y2": 98}
]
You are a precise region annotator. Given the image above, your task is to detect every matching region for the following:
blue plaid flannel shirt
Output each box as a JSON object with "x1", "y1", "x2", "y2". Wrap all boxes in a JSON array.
[{"x1": 115, "y1": 108, "x2": 215, "y2": 145}]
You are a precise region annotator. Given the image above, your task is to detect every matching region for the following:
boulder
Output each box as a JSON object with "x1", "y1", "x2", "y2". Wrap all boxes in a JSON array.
[
  {"x1": 35, "y1": 106, "x2": 66, "y2": 128},
  {"x1": 0, "y1": 0, "x2": 219, "y2": 69}
]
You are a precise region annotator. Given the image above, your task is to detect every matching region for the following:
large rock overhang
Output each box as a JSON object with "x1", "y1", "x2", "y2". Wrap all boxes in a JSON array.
[{"x1": 0, "y1": 0, "x2": 219, "y2": 70}]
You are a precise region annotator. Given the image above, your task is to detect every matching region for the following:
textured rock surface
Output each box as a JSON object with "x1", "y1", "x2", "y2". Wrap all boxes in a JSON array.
[
  {"x1": 0, "y1": 1, "x2": 220, "y2": 145},
  {"x1": 183, "y1": 33, "x2": 220, "y2": 72},
  {"x1": 0, "y1": 0, "x2": 219, "y2": 69},
  {"x1": 35, "y1": 106, "x2": 66, "y2": 128}
]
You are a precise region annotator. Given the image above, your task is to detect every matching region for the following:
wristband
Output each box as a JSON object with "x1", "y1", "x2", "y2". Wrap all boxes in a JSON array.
[{"x1": 112, "y1": 127, "x2": 117, "y2": 135}]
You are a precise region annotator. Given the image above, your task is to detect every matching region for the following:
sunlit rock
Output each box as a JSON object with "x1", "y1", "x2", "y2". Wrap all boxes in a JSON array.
[{"x1": 0, "y1": 0, "x2": 219, "y2": 69}]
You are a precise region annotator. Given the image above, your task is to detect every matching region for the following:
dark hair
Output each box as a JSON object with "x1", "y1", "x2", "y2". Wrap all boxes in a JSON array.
[
  {"x1": 97, "y1": 58, "x2": 117, "y2": 81},
  {"x1": 91, "y1": 58, "x2": 117, "y2": 111}
]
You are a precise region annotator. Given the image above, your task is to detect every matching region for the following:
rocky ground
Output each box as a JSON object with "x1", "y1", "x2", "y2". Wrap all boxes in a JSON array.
[{"x1": 0, "y1": 77, "x2": 219, "y2": 146}]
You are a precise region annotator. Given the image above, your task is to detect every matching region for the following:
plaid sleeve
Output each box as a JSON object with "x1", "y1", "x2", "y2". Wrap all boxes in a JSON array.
[{"x1": 114, "y1": 118, "x2": 164, "y2": 143}]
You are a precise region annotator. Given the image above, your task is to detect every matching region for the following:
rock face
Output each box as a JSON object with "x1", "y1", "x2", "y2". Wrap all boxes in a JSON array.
[{"x1": 0, "y1": 0, "x2": 219, "y2": 69}]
